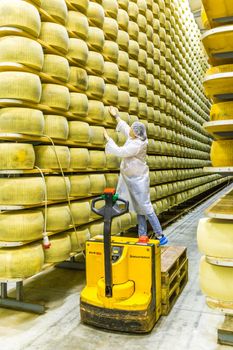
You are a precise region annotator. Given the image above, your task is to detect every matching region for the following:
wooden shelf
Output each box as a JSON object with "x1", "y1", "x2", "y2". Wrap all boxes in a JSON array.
[
  {"x1": 204, "y1": 167, "x2": 233, "y2": 176},
  {"x1": 205, "y1": 186, "x2": 233, "y2": 219},
  {"x1": 203, "y1": 120, "x2": 233, "y2": 140}
]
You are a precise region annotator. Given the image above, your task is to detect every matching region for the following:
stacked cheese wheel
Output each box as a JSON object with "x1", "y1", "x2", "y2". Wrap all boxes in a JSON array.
[
  {"x1": 198, "y1": 0, "x2": 233, "y2": 313},
  {"x1": 0, "y1": 0, "x2": 228, "y2": 279}
]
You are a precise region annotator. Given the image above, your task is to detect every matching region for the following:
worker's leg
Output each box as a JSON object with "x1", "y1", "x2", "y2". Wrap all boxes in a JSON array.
[
  {"x1": 146, "y1": 212, "x2": 162, "y2": 236},
  {"x1": 137, "y1": 214, "x2": 147, "y2": 236},
  {"x1": 146, "y1": 212, "x2": 168, "y2": 245}
]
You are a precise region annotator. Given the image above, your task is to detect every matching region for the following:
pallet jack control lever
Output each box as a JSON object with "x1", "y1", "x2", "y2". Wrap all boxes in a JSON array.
[{"x1": 91, "y1": 188, "x2": 129, "y2": 298}]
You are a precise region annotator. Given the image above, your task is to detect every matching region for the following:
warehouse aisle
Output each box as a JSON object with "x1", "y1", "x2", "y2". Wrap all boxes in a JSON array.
[{"x1": 0, "y1": 184, "x2": 232, "y2": 350}]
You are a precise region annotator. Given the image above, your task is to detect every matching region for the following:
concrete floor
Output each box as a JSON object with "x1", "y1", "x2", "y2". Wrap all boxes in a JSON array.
[{"x1": 0, "y1": 184, "x2": 232, "y2": 350}]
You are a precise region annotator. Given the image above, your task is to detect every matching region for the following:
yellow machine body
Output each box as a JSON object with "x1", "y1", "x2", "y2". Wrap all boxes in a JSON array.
[
  {"x1": 202, "y1": 0, "x2": 233, "y2": 27},
  {"x1": 80, "y1": 235, "x2": 161, "y2": 333}
]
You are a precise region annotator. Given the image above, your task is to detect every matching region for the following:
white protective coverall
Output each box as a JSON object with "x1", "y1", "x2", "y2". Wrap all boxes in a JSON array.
[{"x1": 105, "y1": 119, "x2": 154, "y2": 215}]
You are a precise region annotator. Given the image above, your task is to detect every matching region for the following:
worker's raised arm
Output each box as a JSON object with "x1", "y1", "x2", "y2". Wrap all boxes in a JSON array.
[
  {"x1": 105, "y1": 138, "x2": 140, "y2": 158},
  {"x1": 109, "y1": 106, "x2": 130, "y2": 137}
]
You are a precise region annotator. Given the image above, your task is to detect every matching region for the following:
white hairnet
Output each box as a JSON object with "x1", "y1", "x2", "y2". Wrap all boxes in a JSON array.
[{"x1": 131, "y1": 122, "x2": 147, "y2": 141}]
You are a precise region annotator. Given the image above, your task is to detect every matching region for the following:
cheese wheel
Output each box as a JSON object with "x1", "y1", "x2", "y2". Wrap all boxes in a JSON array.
[
  {"x1": 128, "y1": 40, "x2": 139, "y2": 59},
  {"x1": 103, "y1": 41, "x2": 119, "y2": 63},
  {"x1": 0, "y1": 210, "x2": 44, "y2": 242},
  {"x1": 34, "y1": 145, "x2": 70, "y2": 169},
  {"x1": 0, "y1": 71, "x2": 41, "y2": 103},
  {"x1": 0, "y1": 143, "x2": 35, "y2": 170},
  {"x1": 0, "y1": 0, "x2": 41, "y2": 37},
  {"x1": 70, "y1": 148, "x2": 90, "y2": 169},
  {"x1": 69, "y1": 228, "x2": 90, "y2": 252},
  {"x1": 68, "y1": 67, "x2": 88, "y2": 91},
  {"x1": 111, "y1": 216, "x2": 121, "y2": 235},
  {"x1": 129, "y1": 77, "x2": 139, "y2": 96},
  {"x1": 128, "y1": 59, "x2": 139, "y2": 77},
  {"x1": 44, "y1": 115, "x2": 69, "y2": 140},
  {"x1": 67, "y1": 38, "x2": 88, "y2": 66},
  {"x1": 45, "y1": 204, "x2": 71, "y2": 231},
  {"x1": 66, "y1": 0, "x2": 89, "y2": 13},
  {"x1": 0, "y1": 243, "x2": 44, "y2": 278},
  {"x1": 89, "y1": 221, "x2": 104, "y2": 237},
  {"x1": 103, "y1": 62, "x2": 119, "y2": 83},
  {"x1": 40, "y1": 0, "x2": 68, "y2": 25},
  {"x1": 138, "y1": 31, "x2": 147, "y2": 50},
  {"x1": 129, "y1": 97, "x2": 139, "y2": 114},
  {"x1": 0, "y1": 108, "x2": 44, "y2": 135},
  {"x1": 70, "y1": 200, "x2": 91, "y2": 225},
  {"x1": 89, "y1": 126, "x2": 105, "y2": 145},
  {"x1": 137, "y1": 14, "x2": 147, "y2": 32},
  {"x1": 90, "y1": 174, "x2": 106, "y2": 194},
  {"x1": 44, "y1": 233, "x2": 71, "y2": 263},
  {"x1": 89, "y1": 151, "x2": 106, "y2": 169},
  {"x1": 118, "y1": 91, "x2": 130, "y2": 110},
  {"x1": 45, "y1": 176, "x2": 70, "y2": 200},
  {"x1": 86, "y1": 51, "x2": 104, "y2": 75},
  {"x1": 105, "y1": 173, "x2": 119, "y2": 188},
  {"x1": 66, "y1": 11, "x2": 89, "y2": 40},
  {"x1": 118, "y1": 71, "x2": 130, "y2": 90},
  {"x1": 138, "y1": 49, "x2": 147, "y2": 66},
  {"x1": 103, "y1": 17, "x2": 118, "y2": 40},
  {"x1": 103, "y1": 84, "x2": 118, "y2": 105},
  {"x1": 68, "y1": 121, "x2": 90, "y2": 143},
  {"x1": 118, "y1": 51, "x2": 129, "y2": 70},
  {"x1": 138, "y1": 84, "x2": 147, "y2": 101},
  {"x1": 211, "y1": 140, "x2": 233, "y2": 166},
  {"x1": 200, "y1": 257, "x2": 233, "y2": 303},
  {"x1": 102, "y1": 0, "x2": 118, "y2": 18},
  {"x1": 197, "y1": 218, "x2": 233, "y2": 259},
  {"x1": 0, "y1": 36, "x2": 44, "y2": 71},
  {"x1": 138, "y1": 66, "x2": 146, "y2": 83},
  {"x1": 128, "y1": 1, "x2": 139, "y2": 20},
  {"x1": 39, "y1": 22, "x2": 69, "y2": 54},
  {"x1": 41, "y1": 84, "x2": 70, "y2": 111},
  {"x1": 87, "y1": 2, "x2": 105, "y2": 28},
  {"x1": 128, "y1": 21, "x2": 139, "y2": 41},
  {"x1": 69, "y1": 175, "x2": 91, "y2": 196},
  {"x1": 117, "y1": 30, "x2": 129, "y2": 51},
  {"x1": 117, "y1": 9, "x2": 129, "y2": 31},
  {"x1": 0, "y1": 177, "x2": 44, "y2": 205},
  {"x1": 69, "y1": 93, "x2": 88, "y2": 117},
  {"x1": 118, "y1": 0, "x2": 129, "y2": 10},
  {"x1": 210, "y1": 102, "x2": 233, "y2": 121},
  {"x1": 87, "y1": 27, "x2": 105, "y2": 52},
  {"x1": 87, "y1": 101, "x2": 105, "y2": 122},
  {"x1": 42, "y1": 55, "x2": 70, "y2": 83},
  {"x1": 106, "y1": 154, "x2": 120, "y2": 169},
  {"x1": 86, "y1": 76, "x2": 105, "y2": 99}
]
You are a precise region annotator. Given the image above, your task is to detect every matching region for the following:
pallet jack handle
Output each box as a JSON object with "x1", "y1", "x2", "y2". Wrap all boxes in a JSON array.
[{"x1": 91, "y1": 188, "x2": 129, "y2": 297}]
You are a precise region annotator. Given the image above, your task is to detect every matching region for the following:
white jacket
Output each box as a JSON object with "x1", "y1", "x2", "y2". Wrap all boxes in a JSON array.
[{"x1": 105, "y1": 119, "x2": 154, "y2": 215}]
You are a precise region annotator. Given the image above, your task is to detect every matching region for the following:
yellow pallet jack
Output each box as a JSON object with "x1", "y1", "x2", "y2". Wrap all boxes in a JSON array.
[{"x1": 80, "y1": 188, "x2": 161, "y2": 333}]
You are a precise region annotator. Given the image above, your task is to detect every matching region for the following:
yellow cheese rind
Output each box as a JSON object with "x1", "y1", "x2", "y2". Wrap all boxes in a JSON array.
[
  {"x1": 40, "y1": 0, "x2": 68, "y2": 25},
  {"x1": 0, "y1": 108, "x2": 44, "y2": 135},
  {"x1": 69, "y1": 175, "x2": 91, "y2": 197},
  {"x1": 45, "y1": 205, "x2": 71, "y2": 231},
  {"x1": 68, "y1": 121, "x2": 90, "y2": 143},
  {"x1": 44, "y1": 233, "x2": 71, "y2": 263},
  {"x1": 0, "y1": 210, "x2": 44, "y2": 242},
  {"x1": 34, "y1": 145, "x2": 70, "y2": 169},
  {"x1": 0, "y1": 143, "x2": 35, "y2": 170},
  {"x1": 0, "y1": 243, "x2": 44, "y2": 278},
  {"x1": 42, "y1": 55, "x2": 70, "y2": 82},
  {"x1": 40, "y1": 84, "x2": 70, "y2": 111},
  {"x1": 0, "y1": 0, "x2": 41, "y2": 37},
  {"x1": 39, "y1": 22, "x2": 69, "y2": 54},
  {"x1": 0, "y1": 72, "x2": 41, "y2": 103},
  {"x1": 45, "y1": 176, "x2": 70, "y2": 200},
  {"x1": 70, "y1": 148, "x2": 90, "y2": 169},
  {"x1": 0, "y1": 177, "x2": 45, "y2": 205},
  {"x1": 44, "y1": 115, "x2": 69, "y2": 140},
  {"x1": 70, "y1": 201, "x2": 91, "y2": 225},
  {"x1": 0, "y1": 36, "x2": 44, "y2": 70}
]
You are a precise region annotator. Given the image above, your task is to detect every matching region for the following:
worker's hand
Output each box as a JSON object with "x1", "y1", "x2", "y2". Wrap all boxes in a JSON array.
[
  {"x1": 109, "y1": 106, "x2": 119, "y2": 118},
  {"x1": 103, "y1": 129, "x2": 110, "y2": 141}
]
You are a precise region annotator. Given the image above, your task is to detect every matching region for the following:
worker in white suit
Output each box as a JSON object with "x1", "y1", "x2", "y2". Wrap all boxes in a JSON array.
[{"x1": 104, "y1": 106, "x2": 168, "y2": 245}]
